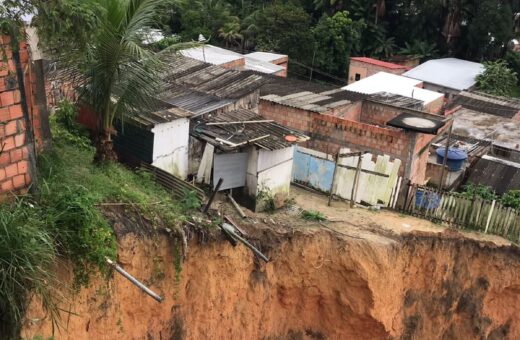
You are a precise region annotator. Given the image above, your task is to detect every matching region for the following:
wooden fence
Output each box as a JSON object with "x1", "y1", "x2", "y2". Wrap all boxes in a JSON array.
[{"x1": 403, "y1": 183, "x2": 520, "y2": 242}]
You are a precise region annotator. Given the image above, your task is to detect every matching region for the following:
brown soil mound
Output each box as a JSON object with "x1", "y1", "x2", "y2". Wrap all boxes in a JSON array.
[{"x1": 22, "y1": 220, "x2": 520, "y2": 339}]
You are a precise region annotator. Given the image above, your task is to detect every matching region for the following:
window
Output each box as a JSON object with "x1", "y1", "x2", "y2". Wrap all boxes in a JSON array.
[{"x1": 355, "y1": 73, "x2": 361, "y2": 81}]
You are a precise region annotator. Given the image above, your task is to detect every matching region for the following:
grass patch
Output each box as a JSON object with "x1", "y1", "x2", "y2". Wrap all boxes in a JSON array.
[
  {"x1": 301, "y1": 210, "x2": 327, "y2": 222},
  {"x1": 0, "y1": 101, "x2": 188, "y2": 338}
]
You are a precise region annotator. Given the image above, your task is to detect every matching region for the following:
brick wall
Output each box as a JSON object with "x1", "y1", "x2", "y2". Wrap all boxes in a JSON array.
[
  {"x1": 360, "y1": 101, "x2": 403, "y2": 126},
  {"x1": 220, "y1": 58, "x2": 246, "y2": 70},
  {"x1": 512, "y1": 110, "x2": 520, "y2": 123},
  {"x1": 348, "y1": 60, "x2": 407, "y2": 83},
  {"x1": 259, "y1": 98, "x2": 436, "y2": 183},
  {"x1": 0, "y1": 34, "x2": 44, "y2": 197}
]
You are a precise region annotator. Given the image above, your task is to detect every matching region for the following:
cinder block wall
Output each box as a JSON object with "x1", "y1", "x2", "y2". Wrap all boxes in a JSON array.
[
  {"x1": 0, "y1": 34, "x2": 43, "y2": 196},
  {"x1": 259, "y1": 98, "x2": 433, "y2": 184}
]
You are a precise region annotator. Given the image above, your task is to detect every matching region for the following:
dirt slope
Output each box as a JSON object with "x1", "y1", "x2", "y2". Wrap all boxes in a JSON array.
[{"x1": 22, "y1": 216, "x2": 520, "y2": 340}]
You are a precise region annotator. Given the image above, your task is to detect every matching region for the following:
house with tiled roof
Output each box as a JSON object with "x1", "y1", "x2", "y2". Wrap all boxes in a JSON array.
[{"x1": 348, "y1": 57, "x2": 409, "y2": 84}]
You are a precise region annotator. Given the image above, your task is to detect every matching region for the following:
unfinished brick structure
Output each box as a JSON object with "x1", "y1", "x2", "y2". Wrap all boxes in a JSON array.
[
  {"x1": 0, "y1": 34, "x2": 48, "y2": 197},
  {"x1": 348, "y1": 57, "x2": 409, "y2": 84},
  {"x1": 260, "y1": 96, "x2": 441, "y2": 184}
]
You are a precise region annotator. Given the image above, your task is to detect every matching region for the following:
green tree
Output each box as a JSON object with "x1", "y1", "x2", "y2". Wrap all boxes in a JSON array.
[
  {"x1": 501, "y1": 190, "x2": 520, "y2": 209},
  {"x1": 399, "y1": 39, "x2": 439, "y2": 62},
  {"x1": 476, "y1": 60, "x2": 518, "y2": 97},
  {"x1": 505, "y1": 50, "x2": 520, "y2": 83},
  {"x1": 43, "y1": 0, "x2": 171, "y2": 162},
  {"x1": 171, "y1": 0, "x2": 234, "y2": 41},
  {"x1": 312, "y1": 11, "x2": 363, "y2": 76},
  {"x1": 218, "y1": 17, "x2": 243, "y2": 48},
  {"x1": 465, "y1": 0, "x2": 514, "y2": 60},
  {"x1": 248, "y1": 2, "x2": 315, "y2": 63},
  {"x1": 32, "y1": 0, "x2": 103, "y2": 55}
]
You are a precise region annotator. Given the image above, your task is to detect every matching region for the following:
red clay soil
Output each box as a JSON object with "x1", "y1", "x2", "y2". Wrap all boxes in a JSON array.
[{"x1": 22, "y1": 218, "x2": 520, "y2": 340}]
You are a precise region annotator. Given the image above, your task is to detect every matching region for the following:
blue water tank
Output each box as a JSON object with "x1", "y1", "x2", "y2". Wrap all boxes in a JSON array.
[{"x1": 436, "y1": 147, "x2": 468, "y2": 172}]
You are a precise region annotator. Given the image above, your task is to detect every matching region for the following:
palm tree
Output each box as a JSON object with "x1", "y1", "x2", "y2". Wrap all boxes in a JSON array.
[
  {"x1": 218, "y1": 18, "x2": 243, "y2": 48},
  {"x1": 58, "y1": 0, "x2": 168, "y2": 162}
]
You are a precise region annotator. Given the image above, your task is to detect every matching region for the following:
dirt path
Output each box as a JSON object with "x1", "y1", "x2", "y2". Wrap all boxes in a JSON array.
[{"x1": 287, "y1": 185, "x2": 513, "y2": 246}]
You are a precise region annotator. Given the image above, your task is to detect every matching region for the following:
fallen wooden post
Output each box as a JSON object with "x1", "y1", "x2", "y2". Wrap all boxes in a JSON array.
[
  {"x1": 228, "y1": 194, "x2": 246, "y2": 218},
  {"x1": 224, "y1": 215, "x2": 247, "y2": 236},
  {"x1": 106, "y1": 258, "x2": 162, "y2": 303},
  {"x1": 203, "y1": 178, "x2": 223, "y2": 213},
  {"x1": 221, "y1": 223, "x2": 269, "y2": 262},
  {"x1": 220, "y1": 226, "x2": 238, "y2": 247}
]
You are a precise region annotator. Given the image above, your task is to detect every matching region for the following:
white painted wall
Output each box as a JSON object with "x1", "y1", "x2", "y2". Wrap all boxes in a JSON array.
[
  {"x1": 151, "y1": 118, "x2": 190, "y2": 179},
  {"x1": 246, "y1": 147, "x2": 259, "y2": 197},
  {"x1": 257, "y1": 147, "x2": 294, "y2": 196}
]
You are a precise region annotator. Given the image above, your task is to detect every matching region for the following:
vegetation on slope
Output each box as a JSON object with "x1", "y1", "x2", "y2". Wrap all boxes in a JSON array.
[{"x1": 0, "y1": 102, "x2": 188, "y2": 339}]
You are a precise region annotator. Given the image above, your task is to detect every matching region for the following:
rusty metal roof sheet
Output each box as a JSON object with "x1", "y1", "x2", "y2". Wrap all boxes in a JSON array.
[
  {"x1": 259, "y1": 76, "x2": 368, "y2": 112},
  {"x1": 162, "y1": 55, "x2": 269, "y2": 99},
  {"x1": 191, "y1": 109, "x2": 309, "y2": 151},
  {"x1": 451, "y1": 91, "x2": 520, "y2": 118},
  {"x1": 130, "y1": 106, "x2": 191, "y2": 129},
  {"x1": 159, "y1": 86, "x2": 234, "y2": 117}
]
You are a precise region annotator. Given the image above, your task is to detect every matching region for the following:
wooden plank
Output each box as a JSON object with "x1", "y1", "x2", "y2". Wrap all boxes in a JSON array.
[{"x1": 484, "y1": 200, "x2": 496, "y2": 234}]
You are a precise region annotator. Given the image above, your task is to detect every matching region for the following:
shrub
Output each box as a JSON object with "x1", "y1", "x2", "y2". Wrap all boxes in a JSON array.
[
  {"x1": 501, "y1": 190, "x2": 520, "y2": 209},
  {"x1": 460, "y1": 183, "x2": 497, "y2": 201},
  {"x1": 301, "y1": 210, "x2": 327, "y2": 222},
  {"x1": 0, "y1": 201, "x2": 60, "y2": 338},
  {"x1": 476, "y1": 60, "x2": 517, "y2": 97}
]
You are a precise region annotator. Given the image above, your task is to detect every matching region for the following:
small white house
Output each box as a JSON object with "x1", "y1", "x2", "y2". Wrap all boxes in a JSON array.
[
  {"x1": 192, "y1": 109, "x2": 308, "y2": 211},
  {"x1": 114, "y1": 107, "x2": 191, "y2": 179}
]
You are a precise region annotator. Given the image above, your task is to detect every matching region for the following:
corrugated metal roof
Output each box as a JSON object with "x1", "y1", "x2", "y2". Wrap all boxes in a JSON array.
[
  {"x1": 160, "y1": 87, "x2": 234, "y2": 117},
  {"x1": 466, "y1": 155, "x2": 520, "y2": 195},
  {"x1": 451, "y1": 91, "x2": 520, "y2": 118},
  {"x1": 403, "y1": 58, "x2": 484, "y2": 91},
  {"x1": 162, "y1": 55, "x2": 269, "y2": 99},
  {"x1": 260, "y1": 77, "x2": 367, "y2": 112},
  {"x1": 191, "y1": 109, "x2": 309, "y2": 151},
  {"x1": 130, "y1": 106, "x2": 191, "y2": 128},
  {"x1": 369, "y1": 92, "x2": 424, "y2": 110}
]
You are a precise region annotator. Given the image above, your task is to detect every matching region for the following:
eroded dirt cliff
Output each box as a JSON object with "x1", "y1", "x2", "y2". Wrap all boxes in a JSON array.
[{"x1": 23, "y1": 216, "x2": 520, "y2": 340}]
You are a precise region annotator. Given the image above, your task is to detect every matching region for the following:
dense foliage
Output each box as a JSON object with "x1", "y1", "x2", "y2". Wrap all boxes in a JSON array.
[
  {"x1": 31, "y1": 0, "x2": 520, "y2": 82},
  {"x1": 165, "y1": 0, "x2": 520, "y2": 79},
  {"x1": 461, "y1": 183, "x2": 520, "y2": 210},
  {"x1": 476, "y1": 60, "x2": 518, "y2": 96},
  {"x1": 0, "y1": 101, "x2": 189, "y2": 338}
]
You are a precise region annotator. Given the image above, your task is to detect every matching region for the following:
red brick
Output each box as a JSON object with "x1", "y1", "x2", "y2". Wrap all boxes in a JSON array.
[
  {"x1": 2, "y1": 136, "x2": 15, "y2": 152},
  {"x1": 0, "y1": 107, "x2": 9, "y2": 121},
  {"x1": 0, "y1": 151, "x2": 9, "y2": 166},
  {"x1": 14, "y1": 133, "x2": 24, "y2": 147},
  {"x1": 8, "y1": 104, "x2": 22, "y2": 119},
  {"x1": 0, "y1": 91, "x2": 14, "y2": 106},
  {"x1": 4, "y1": 120, "x2": 18, "y2": 136},
  {"x1": 5, "y1": 163, "x2": 18, "y2": 178},
  {"x1": 0, "y1": 168, "x2": 4, "y2": 181},
  {"x1": 10, "y1": 147, "x2": 24, "y2": 162},
  {"x1": 25, "y1": 173, "x2": 31, "y2": 185},
  {"x1": 1, "y1": 179, "x2": 13, "y2": 192},
  {"x1": 17, "y1": 160, "x2": 28, "y2": 174},
  {"x1": 12, "y1": 174, "x2": 25, "y2": 188}
]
